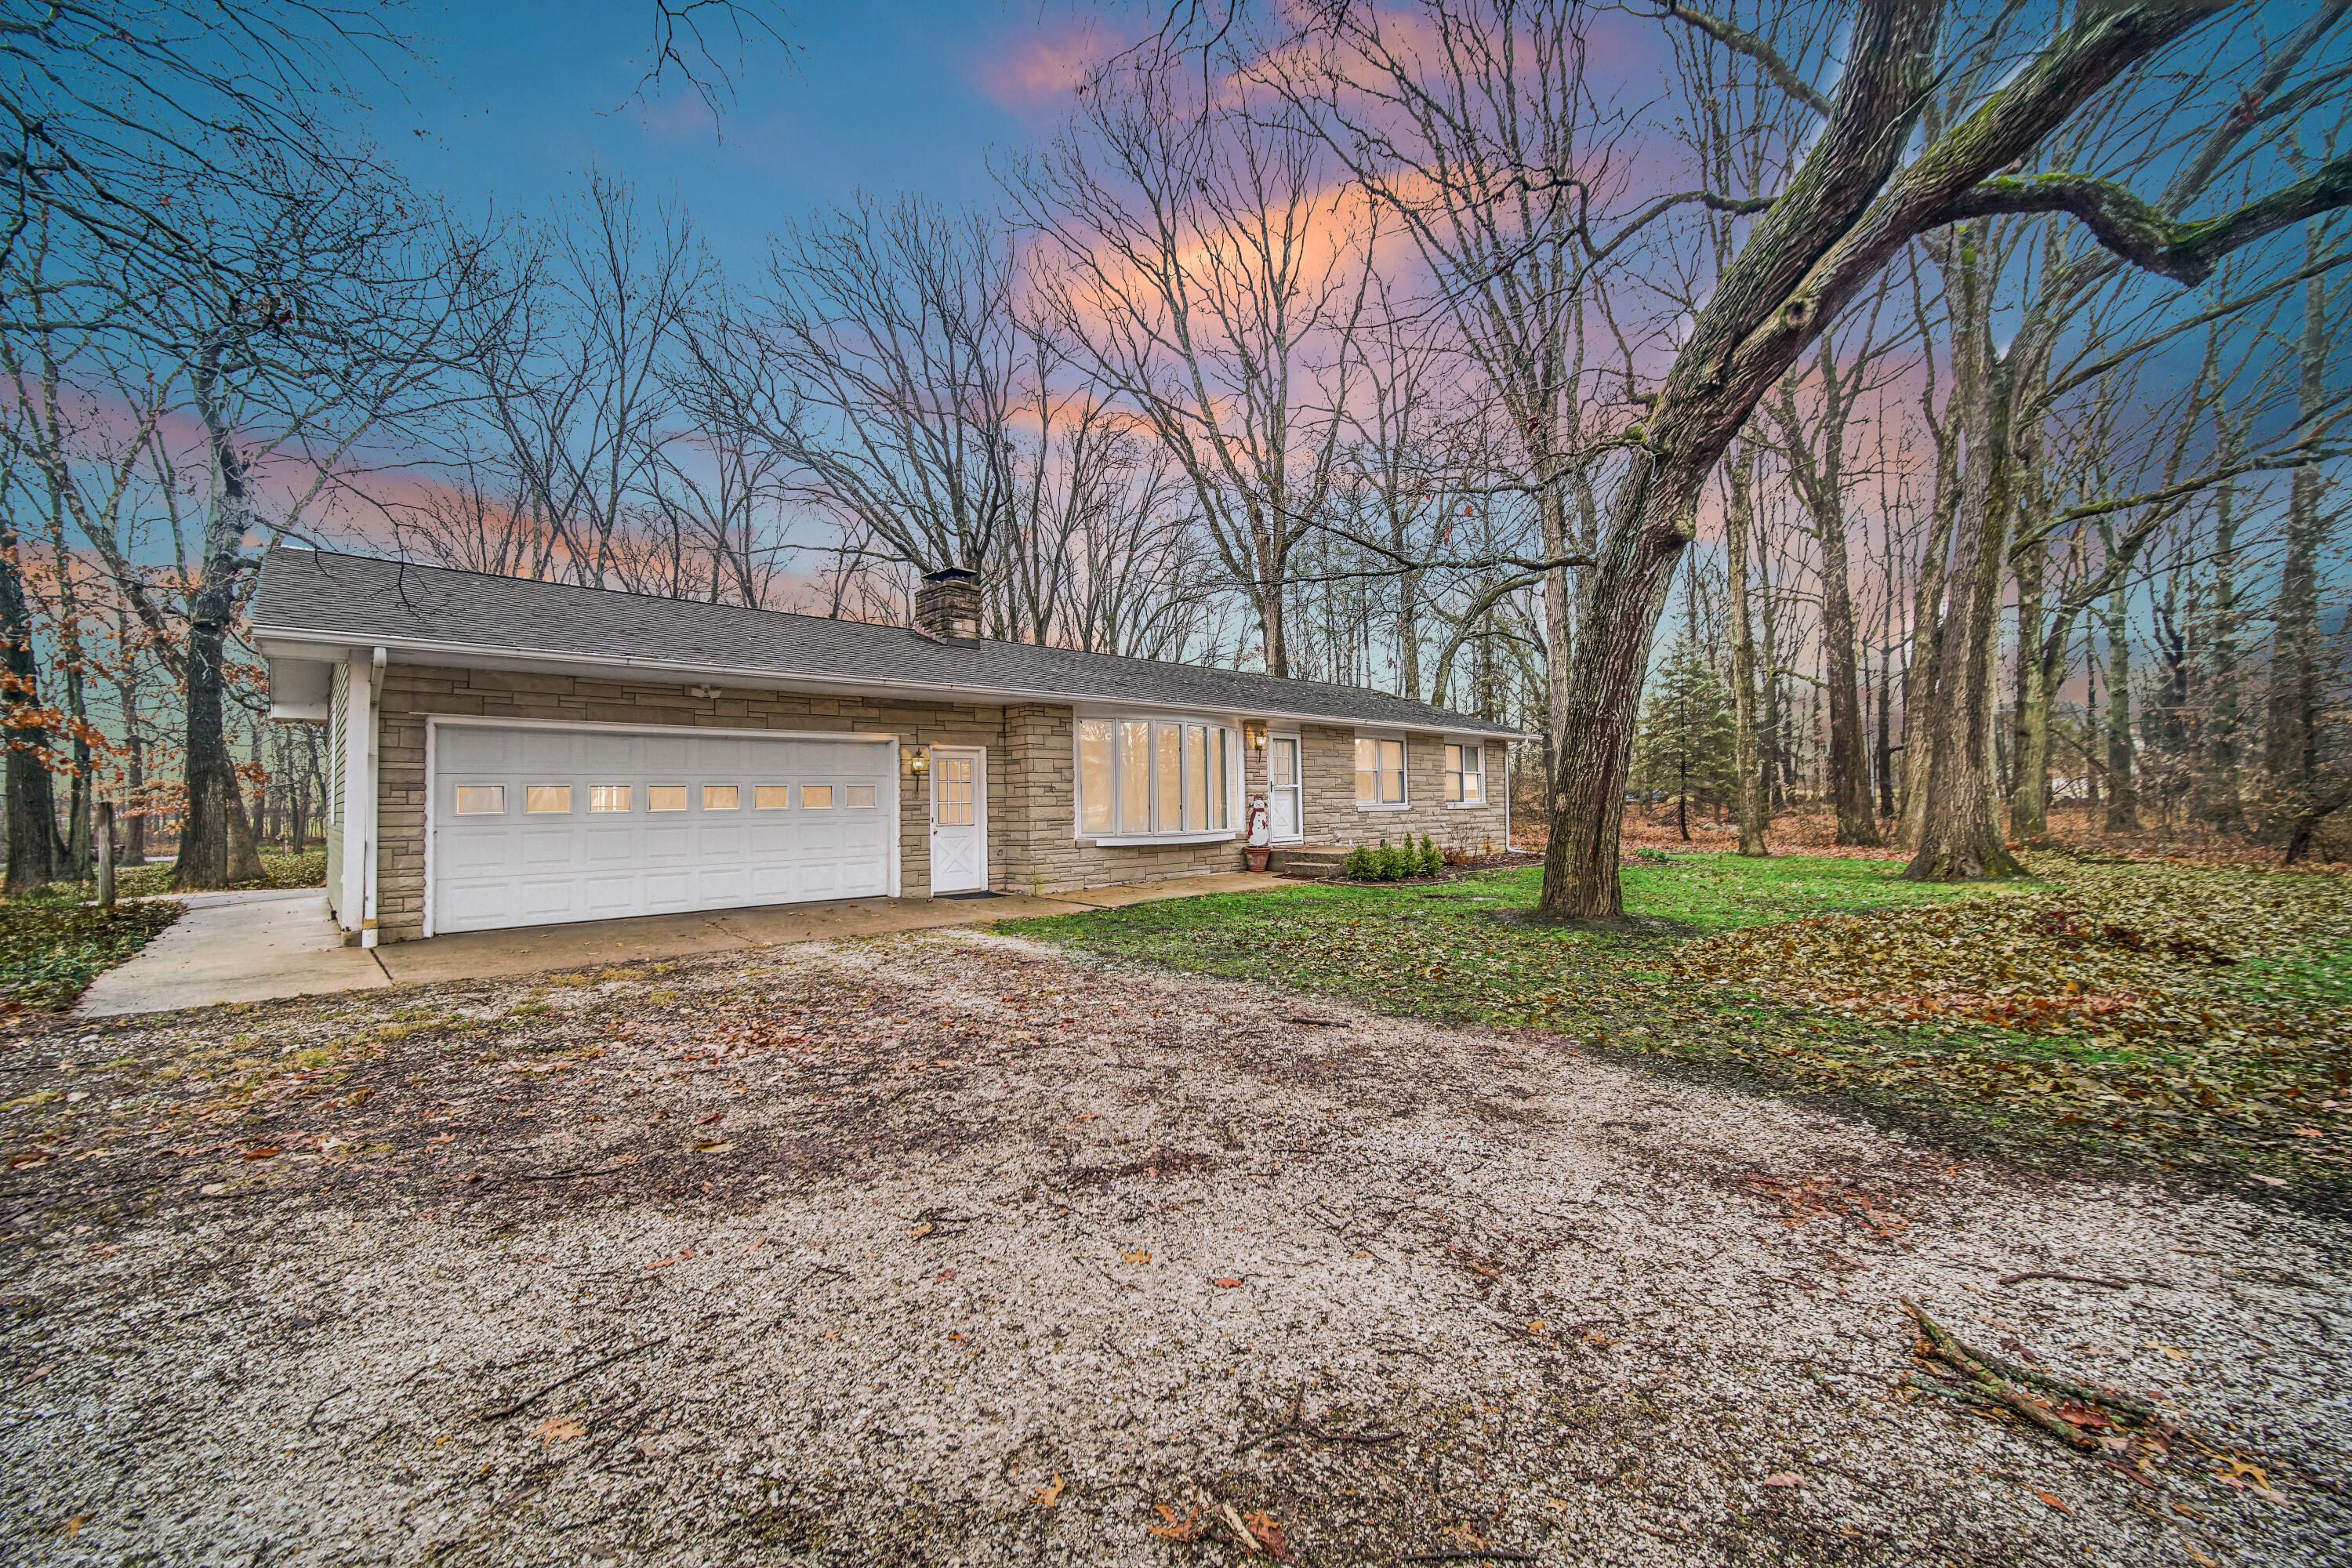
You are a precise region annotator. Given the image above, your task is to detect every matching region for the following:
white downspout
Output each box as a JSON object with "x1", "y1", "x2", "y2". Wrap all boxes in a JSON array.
[{"x1": 360, "y1": 648, "x2": 385, "y2": 948}]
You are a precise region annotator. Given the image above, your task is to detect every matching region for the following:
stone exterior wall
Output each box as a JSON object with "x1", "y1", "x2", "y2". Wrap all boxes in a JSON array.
[
  {"x1": 365, "y1": 662, "x2": 1513, "y2": 941},
  {"x1": 1294, "y1": 725, "x2": 1511, "y2": 855}
]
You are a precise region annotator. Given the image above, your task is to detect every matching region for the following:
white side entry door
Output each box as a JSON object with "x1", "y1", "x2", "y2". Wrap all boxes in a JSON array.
[
  {"x1": 1266, "y1": 735, "x2": 1302, "y2": 841},
  {"x1": 929, "y1": 746, "x2": 986, "y2": 892}
]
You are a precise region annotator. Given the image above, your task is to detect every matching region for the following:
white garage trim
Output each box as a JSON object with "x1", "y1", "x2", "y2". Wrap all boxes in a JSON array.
[{"x1": 423, "y1": 716, "x2": 902, "y2": 938}]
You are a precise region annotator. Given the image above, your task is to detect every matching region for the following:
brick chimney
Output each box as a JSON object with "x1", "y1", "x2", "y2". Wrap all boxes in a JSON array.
[{"x1": 913, "y1": 567, "x2": 982, "y2": 639}]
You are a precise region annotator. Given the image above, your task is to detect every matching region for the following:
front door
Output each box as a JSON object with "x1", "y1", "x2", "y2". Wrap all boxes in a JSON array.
[
  {"x1": 1267, "y1": 736, "x2": 1302, "y2": 842},
  {"x1": 929, "y1": 746, "x2": 986, "y2": 892}
]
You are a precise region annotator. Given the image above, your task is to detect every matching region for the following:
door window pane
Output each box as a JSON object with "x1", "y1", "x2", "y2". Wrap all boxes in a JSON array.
[
  {"x1": 1270, "y1": 735, "x2": 1294, "y2": 786},
  {"x1": 703, "y1": 784, "x2": 741, "y2": 811},
  {"x1": 801, "y1": 785, "x2": 835, "y2": 810},
  {"x1": 524, "y1": 785, "x2": 571, "y2": 815},
  {"x1": 1078, "y1": 718, "x2": 1113, "y2": 834},
  {"x1": 647, "y1": 786, "x2": 688, "y2": 812},
  {"x1": 590, "y1": 785, "x2": 630, "y2": 812},
  {"x1": 1155, "y1": 724, "x2": 1181, "y2": 832},
  {"x1": 753, "y1": 785, "x2": 791, "y2": 809},
  {"x1": 934, "y1": 755, "x2": 974, "y2": 825},
  {"x1": 845, "y1": 784, "x2": 877, "y2": 808},
  {"x1": 1117, "y1": 721, "x2": 1150, "y2": 834},
  {"x1": 455, "y1": 785, "x2": 504, "y2": 815}
]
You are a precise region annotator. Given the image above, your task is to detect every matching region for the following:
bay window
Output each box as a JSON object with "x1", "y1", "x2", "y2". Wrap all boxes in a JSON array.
[
  {"x1": 1445, "y1": 743, "x2": 1485, "y2": 804},
  {"x1": 1076, "y1": 717, "x2": 1240, "y2": 839},
  {"x1": 1355, "y1": 736, "x2": 1406, "y2": 806}
]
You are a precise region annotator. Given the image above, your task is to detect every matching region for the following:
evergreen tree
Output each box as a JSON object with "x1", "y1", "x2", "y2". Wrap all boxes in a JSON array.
[{"x1": 1632, "y1": 638, "x2": 1740, "y2": 840}]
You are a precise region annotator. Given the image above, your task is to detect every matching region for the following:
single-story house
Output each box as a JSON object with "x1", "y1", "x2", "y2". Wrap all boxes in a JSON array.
[{"x1": 251, "y1": 548, "x2": 1523, "y2": 945}]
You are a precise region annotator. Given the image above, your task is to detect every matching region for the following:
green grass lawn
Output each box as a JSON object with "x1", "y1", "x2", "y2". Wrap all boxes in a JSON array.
[
  {"x1": 0, "y1": 848, "x2": 325, "y2": 1013},
  {"x1": 0, "y1": 898, "x2": 182, "y2": 1013},
  {"x1": 999, "y1": 852, "x2": 2352, "y2": 1205}
]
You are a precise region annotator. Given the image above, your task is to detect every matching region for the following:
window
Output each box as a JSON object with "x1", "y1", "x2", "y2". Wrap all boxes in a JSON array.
[
  {"x1": 1076, "y1": 718, "x2": 1243, "y2": 839},
  {"x1": 647, "y1": 786, "x2": 688, "y2": 812},
  {"x1": 455, "y1": 785, "x2": 504, "y2": 815},
  {"x1": 800, "y1": 785, "x2": 834, "y2": 810},
  {"x1": 1079, "y1": 719, "x2": 1114, "y2": 834},
  {"x1": 590, "y1": 785, "x2": 631, "y2": 812},
  {"x1": 524, "y1": 785, "x2": 572, "y2": 815},
  {"x1": 1446, "y1": 744, "x2": 1485, "y2": 804},
  {"x1": 753, "y1": 785, "x2": 791, "y2": 809},
  {"x1": 845, "y1": 784, "x2": 877, "y2": 808},
  {"x1": 1356, "y1": 738, "x2": 1406, "y2": 806},
  {"x1": 702, "y1": 784, "x2": 740, "y2": 811}
]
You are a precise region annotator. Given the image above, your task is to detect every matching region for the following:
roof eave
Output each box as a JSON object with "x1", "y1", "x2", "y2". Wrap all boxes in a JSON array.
[{"x1": 252, "y1": 624, "x2": 1530, "y2": 739}]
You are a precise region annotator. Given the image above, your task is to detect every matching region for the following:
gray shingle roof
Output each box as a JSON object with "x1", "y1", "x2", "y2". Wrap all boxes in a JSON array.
[{"x1": 251, "y1": 548, "x2": 1523, "y2": 737}]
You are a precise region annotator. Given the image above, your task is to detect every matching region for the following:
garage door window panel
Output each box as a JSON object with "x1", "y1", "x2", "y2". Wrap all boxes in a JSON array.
[{"x1": 647, "y1": 786, "x2": 688, "y2": 811}]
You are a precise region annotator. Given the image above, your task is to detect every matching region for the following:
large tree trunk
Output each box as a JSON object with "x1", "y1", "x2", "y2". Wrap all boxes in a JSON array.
[
  {"x1": 1817, "y1": 503, "x2": 1881, "y2": 845},
  {"x1": 0, "y1": 521, "x2": 61, "y2": 893},
  {"x1": 2009, "y1": 533, "x2": 2051, "y2": 840},
  {"x1": 1725, "y1": 441, "x2": 1769, "y2": 856},
  {"x1": 1906, "y1": 260, "x2": 2024, "y2": 884},
  {"x1": 2266, "y1": 223, "x2": 2329, "y2": 829},
  {"x1": 174, "y1": 355, "x2": 267, "y2": 891},
  {"x1": 1539, "y1": 467, "x2": 1700, "y2": 920},
  {"x1": 2103, "y1": 585, "x2": 2138, "y2": 833}
]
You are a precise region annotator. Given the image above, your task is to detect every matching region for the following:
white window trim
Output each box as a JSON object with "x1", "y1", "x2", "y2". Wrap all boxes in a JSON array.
[
  {"x1": 1072, "y1": 713, "x2": 1243, "y2": 844},
  {"x1": 1444, "y1": 738, "x2": 1493, "y2": 811},
  {"x1": 1353, "y1": 731, "x2": 1410, "y2": 811}
]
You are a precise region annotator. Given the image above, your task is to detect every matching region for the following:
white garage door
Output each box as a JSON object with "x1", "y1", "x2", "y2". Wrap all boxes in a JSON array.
[{"x1": 430, "y1": 723, "x2": 896, "y2": 935}]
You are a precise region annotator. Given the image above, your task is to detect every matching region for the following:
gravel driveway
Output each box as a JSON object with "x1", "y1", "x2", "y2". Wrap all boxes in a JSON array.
[{"x1": 1, "y1": 930, "x2": 2343, "y2": 1566}]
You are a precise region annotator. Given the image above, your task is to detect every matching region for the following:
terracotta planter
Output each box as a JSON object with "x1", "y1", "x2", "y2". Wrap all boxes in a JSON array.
[{"x1": 1243, "y1": 847, "x2": 1272, "y2": 873}]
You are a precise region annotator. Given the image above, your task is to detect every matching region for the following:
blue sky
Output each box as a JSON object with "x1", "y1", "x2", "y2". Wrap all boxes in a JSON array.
[{"x1": 381, "y1": 1, "x2": 1103, "y2": 259}]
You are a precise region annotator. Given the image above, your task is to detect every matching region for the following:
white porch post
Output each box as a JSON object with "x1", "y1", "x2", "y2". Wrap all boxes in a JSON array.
[{"x1": 338, "y1": 651, "x2": 381, "y2": 941}]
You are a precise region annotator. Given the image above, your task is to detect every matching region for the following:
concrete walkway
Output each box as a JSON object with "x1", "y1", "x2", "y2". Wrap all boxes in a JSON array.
[
  {"x1": 75, "y1": 873, "x2": 1290, "y2": 1017},
  {"x1": 78, "y1": 889, "x2": 393, "y2": 1017}
]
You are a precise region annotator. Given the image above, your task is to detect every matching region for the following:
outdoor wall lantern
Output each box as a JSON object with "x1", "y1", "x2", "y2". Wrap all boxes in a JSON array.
[
  {"x1": 905, "y1": 746, "x2": 929, "y2": 775},
  {"x1": 1247, "y1": 724, "x2": 1268, "y2": 750}
]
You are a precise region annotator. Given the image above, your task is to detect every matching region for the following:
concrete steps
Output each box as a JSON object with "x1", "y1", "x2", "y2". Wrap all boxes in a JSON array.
[{"x1": 1267, "y1": 845, "x2": 1352, "y2": 878}]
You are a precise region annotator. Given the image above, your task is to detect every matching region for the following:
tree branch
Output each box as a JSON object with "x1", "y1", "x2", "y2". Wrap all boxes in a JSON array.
[
  {"x1": 1939, "y1": 152, "x2": 2352, "y2": 286},
  {"x1": 1663, "y1": 3, "x2": 1830, "y2": 117}
]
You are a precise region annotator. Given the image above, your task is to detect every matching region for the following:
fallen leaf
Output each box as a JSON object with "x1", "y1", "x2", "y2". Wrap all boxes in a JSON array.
[
  {"x1": 909, "y1": 1222, "x2": 935, "y2": 1239},
  {"x1": 1033, "y1": 1472, "x2": 1066, "y2": 1508},
  {"x1": 1147, "y1": 1502, "x2": 1204, "y2": 1541},
  {"x1": 696, "y1": 1111, "x2": 724, "y2": 1125},
  {"x1": 55, "y1": 1515, "x2": 87, "y2": 1538},
  {"x1": 1527, "y1": 1319, "x2": 1547, "y2": 1334},
  {"x1": 241, "y1": 1146, "x2": 281, "y2": 1160},
  {"x1": 2034, "y1": 1490, "x2": 2071, "y2": 1513},
  {"x1": 7, "y1": 1153, "x2": 48, "y2": 1169},
  {"x1": 532, "y1": 1415, "x2": 586, "y2": 1447},
  {"x1": 935, "y1": 1269, "x2": 957, "y2": 1282},
  {"x1": 198, "y1": 1183, "x2": 227, "y2": 1196},
  {"x1": 644, "y1": 1249, "x2": 692, "y2": 1270},
  {"x1": 1214, "y1": 1277, "x2": 1244, "y2": 1289},
  {"x1": 1243, "y1": 1508, "x2": 1294, "y2": 1561},
  {"x1": 1120, "y1": 1250, "x2": 1151, "y2": 1265},
  {"x1": 691, "y1": 1138, "x2": 732, "y2": 1152},
  {"x1": 1762, "y1": 1472, "x2": 1802, "y2": 1488}
]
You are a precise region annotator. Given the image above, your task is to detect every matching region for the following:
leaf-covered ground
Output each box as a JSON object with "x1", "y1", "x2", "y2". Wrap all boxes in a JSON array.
[
  {"x1": 1000, "y1": 855, "x2": 2352, "y2": 1205},
  {"x1": 0, "y1": 899, "x2": 182, "y2": 1014}
]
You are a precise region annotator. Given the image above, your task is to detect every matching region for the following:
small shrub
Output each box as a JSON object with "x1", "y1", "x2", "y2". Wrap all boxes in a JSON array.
[
  {"x1": 1374, "y1": 840, "x2": 1403, "y2": 880},
  {"x1": 1343, "y1": 845, "x2": 1374, "y2": 879},
  {"x1": 1442, "y1": 844, "x2": 1472, "y2": 868},
  {"x1": 1635, "y1": 848, "x2": 1673, "y2": 864},
  {"x1": 1417, "y1": 834, "x2": 1443, "y2": 877}
]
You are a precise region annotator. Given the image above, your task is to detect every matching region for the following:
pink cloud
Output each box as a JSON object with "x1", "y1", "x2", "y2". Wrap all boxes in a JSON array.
[{"x1": 972, "y1": 18, "x2": 1112, "y2": 114}]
